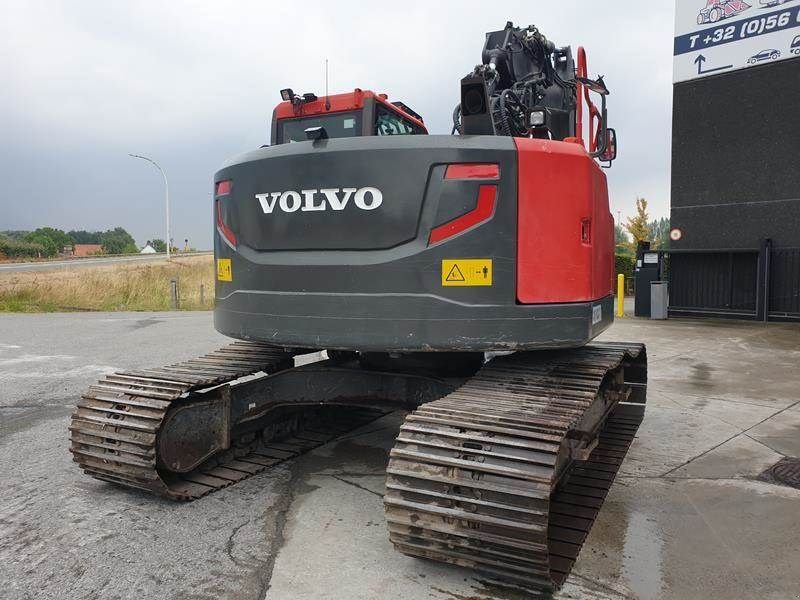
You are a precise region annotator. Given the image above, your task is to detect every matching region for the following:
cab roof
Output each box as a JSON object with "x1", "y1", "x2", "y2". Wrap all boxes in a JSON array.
[{"x1": 273, "y1": 89, "x2": 425, "y2": 130}]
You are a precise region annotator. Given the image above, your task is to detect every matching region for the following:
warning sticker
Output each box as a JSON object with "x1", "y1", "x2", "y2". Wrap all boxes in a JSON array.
[
  {"x1": 441, "y1": 259, "x2": 492, "y2": 287},
  {"x1": 217, "y1": 258, "x2": 232, "y2": 282}
]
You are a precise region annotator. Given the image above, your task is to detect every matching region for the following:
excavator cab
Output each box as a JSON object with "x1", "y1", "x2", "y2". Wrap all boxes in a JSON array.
[{"x1": 270, "y1": 89, "x2": 426, "y2": 144}]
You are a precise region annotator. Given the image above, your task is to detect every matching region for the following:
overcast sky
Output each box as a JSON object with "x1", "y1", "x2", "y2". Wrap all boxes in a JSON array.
[{"x1": 1, "y1": 1, "x2": 674, "y2": 248}]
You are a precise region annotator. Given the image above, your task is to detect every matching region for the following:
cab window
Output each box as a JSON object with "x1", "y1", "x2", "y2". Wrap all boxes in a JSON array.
[
  {"x1": 279, "y1": 111, "x2": 361, "y2": 143},
  {"x1": 375, "y1": 105, "x2": 424, "y2": 136}
]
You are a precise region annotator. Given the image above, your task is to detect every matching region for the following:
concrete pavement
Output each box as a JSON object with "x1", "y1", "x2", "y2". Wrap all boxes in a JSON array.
[{"x1": 1, "y1": 312, "x2": 799, "y2": 599}]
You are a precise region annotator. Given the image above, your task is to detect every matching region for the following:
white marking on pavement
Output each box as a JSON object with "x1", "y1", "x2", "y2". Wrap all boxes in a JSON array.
[
  {"x1": 0, "y1": 354, "x2": 75, "y2": 366},
  {"x1": 0, "y1": 365, "x2": 117, "y2": 380}
]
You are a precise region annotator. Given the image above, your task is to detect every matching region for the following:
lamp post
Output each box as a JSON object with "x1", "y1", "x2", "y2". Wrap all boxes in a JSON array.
[{"x1": 129, "y1": 153, "x2": 170, "y2": 259}]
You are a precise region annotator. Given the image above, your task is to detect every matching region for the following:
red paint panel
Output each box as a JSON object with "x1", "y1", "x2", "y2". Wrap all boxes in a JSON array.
[
  {"x1": 591, "y1": 164, "x2": 615, "y2": 300},
  {"x1": 273, "y1": 89, "x2": 426, "y2": 132},
  {"x1": 444, "y1": 163, "x2": 500, "y2": 180},
  {"x1": 273, "y1": 90, "x2": 368, "y2": 119},
  {"x1": 515, "y1": 138, "x2": 613, "y2": 303},
  {"x1": 428, "y1": 185, "x2": 496, "y2": 245},
  {"x1": 216, "y1": 201, "x2": 237, "y2": 246}
]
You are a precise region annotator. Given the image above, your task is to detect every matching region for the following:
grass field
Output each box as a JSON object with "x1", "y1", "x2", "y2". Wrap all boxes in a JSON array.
[{"x1": 0, "y1": 255, "x2": 214, "y2": 312}]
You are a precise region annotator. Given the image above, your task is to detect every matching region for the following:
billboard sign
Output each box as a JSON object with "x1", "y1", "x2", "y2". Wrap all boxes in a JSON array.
[{"x1": 674, "y1": 0, "x2": 800, "y2": 82}]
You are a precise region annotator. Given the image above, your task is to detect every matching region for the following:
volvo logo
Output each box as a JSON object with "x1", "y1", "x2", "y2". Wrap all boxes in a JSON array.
[{"x1": 255, "y1": 187, "x2": 383, "y2": 214}]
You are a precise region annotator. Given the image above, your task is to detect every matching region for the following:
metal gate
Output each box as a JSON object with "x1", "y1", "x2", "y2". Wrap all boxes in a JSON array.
[
  {"x1": 770, "y1": 248, "x2": 800, "y2": 321},
  {"x1": 666, "y1": 240, "x2": 800, "y2": 322}
]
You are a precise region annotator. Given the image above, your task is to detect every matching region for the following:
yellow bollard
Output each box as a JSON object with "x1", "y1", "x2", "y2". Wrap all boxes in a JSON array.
[{"x1": 616, "y1": 274, "x2": 625, "y2": 318}]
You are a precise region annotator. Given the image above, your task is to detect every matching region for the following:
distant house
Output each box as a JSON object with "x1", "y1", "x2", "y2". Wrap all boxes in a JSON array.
[
  {"x1": 140, "y1": 243, "x2": 157, "y2": 254},
  {"x1": 73, "y1": 244, "x2": 103, "y2": 257}
]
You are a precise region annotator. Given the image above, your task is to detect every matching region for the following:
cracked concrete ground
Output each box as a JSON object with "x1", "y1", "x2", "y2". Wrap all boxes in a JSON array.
[{"x1": 1, "y1": 312, "x2": 799, "y2": 599}]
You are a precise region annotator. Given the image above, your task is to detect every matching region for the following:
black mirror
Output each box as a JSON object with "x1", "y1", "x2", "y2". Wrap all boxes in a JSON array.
[
  {"x1": 575, "y1": 75, "x2": 609, "y2": 96},
  {"x1": 600, "y1": 128, "x2": 617, "y2": 162}
]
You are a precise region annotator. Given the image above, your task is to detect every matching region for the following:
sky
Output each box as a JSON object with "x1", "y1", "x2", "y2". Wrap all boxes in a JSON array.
[{"x1": 0, "y1": 1, "x2": 674, "y2": 249}]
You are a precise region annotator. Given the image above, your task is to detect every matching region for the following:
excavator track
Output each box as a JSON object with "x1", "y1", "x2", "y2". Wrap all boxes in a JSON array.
[
  {"x1": 384, "y1": 342, "x2": 647, "y2": 594},
  {"x1": 70, "y1": 337, "x2": 646, "y2": 592},
  {"x1": 69, "y1": 342, "x2": 384, "y2": 501}
]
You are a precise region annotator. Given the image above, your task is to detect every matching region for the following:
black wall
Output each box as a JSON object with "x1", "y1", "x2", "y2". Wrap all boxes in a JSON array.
[
  {"x1": 671, "y1": 58, "x2": 800, "y2": 251},
  {"x1": 670, "y1": 58, "x2": 800, "y2": 320}
]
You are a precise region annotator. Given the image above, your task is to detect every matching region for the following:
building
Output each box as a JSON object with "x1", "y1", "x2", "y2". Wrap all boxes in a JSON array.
[
  {"x1": 669, "y1": 1, "x2": 800, "y2": 321},
  {"x1": 140, "y1": 243, "x2": 157, "y2": 254},
  {"x1": 73, "y1": 244, "x2": 103, "y2": 257}
]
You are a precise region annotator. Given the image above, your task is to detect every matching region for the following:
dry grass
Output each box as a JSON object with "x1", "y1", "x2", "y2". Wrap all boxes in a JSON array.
[{"x1": 0, "y1": 255, "x2": 215, "y2": 312}]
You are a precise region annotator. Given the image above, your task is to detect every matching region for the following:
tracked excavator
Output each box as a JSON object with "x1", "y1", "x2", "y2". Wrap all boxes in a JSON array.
[{"x1": 70, "y1": 22, "x2": 646, "y2": 593}]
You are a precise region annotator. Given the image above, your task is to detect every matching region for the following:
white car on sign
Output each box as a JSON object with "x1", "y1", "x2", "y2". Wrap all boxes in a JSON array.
[
  {"x1": 747, "y1": 49, "x2": 780, "y2": 63},
  {"x1": 791, "y1": 35, "x2": 800, "y2": 56}
]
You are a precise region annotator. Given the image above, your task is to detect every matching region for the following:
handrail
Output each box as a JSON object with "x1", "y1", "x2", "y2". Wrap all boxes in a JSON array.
[{"x1": 576, "y1": 47, "x2": 603, "y2": 153}]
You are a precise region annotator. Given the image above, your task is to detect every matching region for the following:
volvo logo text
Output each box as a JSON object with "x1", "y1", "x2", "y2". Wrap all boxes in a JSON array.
[{"x1": 255, "y1": 187, "x2": 383, "y2": 214}]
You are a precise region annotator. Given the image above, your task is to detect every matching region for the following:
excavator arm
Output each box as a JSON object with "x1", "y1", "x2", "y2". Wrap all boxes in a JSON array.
[{"x1": 457, "y1": 20, "x2": 616, "y2": 163}]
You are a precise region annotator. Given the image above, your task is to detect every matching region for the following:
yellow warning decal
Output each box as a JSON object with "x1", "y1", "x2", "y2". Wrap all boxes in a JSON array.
[
  {"x1": 441, "y1": 259, "x2": 492, "y2": 287},
  {"x1": 217, "y1": 258, "x2": 232, "y2": 282}
]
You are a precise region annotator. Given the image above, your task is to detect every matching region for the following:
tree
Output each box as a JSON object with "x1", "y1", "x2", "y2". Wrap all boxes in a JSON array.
[
  {"x1": 1, "y1": 230, "x2": 31, "y2": 241},
  {"x1": 624, "y1": 197, "x2": 651, "y2": 252},
  {"x1": 99, "y1": 227, "x2": 137, "y2": 254},
  {"x1": 24, "y1": 231, "x2": 57, "y2": 257},
  {"x1": 649, "y1": 217, "x2": 670, "y2": 250},
  {"x1": 23, "y1": 232, "x2": 57, "y2": 256},
  {"x1": 45, "y1": 227, "x2": 72, "y2": 249},
  {"x1": 150, "y1": 239, "x2": 167, "y2": 253},
  {"x1": 615, "y1": 224, "x2": 632, "y2": 257},
  {"x1": 24, "y1": 227, "x2": 72, "y2": 255},
  {"x1": 68, "y1": 230, "x2": 102, "y2": 244}
]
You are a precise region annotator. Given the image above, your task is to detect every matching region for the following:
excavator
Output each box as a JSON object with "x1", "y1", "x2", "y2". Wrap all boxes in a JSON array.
[{"x1": 70, "y1": 22, "x2": 647, "y2": 594}]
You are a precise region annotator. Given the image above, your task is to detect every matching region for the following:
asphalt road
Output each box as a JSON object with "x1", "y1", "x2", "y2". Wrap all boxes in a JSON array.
[
  {"x1": 0, "y1": 252, "x2": 211, "y2": 273},
  {"x1": 2, "y1": 312, "x2": 800, "y2": 600}
]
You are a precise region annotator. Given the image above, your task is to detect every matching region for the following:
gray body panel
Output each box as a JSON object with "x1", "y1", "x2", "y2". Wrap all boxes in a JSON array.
[{"x1": 213, "y1": 135, "x2": 612, "y2": 351}]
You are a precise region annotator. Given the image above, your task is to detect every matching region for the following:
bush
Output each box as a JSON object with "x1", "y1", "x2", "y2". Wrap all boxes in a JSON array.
[
  {"x1": 615, "y1": 253, "x2": 635, "y2": 283},
  {"x1": 0, "y1": 238, "x2": 47, "y2": 259}
]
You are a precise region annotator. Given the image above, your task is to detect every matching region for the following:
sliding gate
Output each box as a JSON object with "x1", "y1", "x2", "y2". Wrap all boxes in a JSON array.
[{"x1": 667, "y1": 241, "x2": 800, "y2": 322}]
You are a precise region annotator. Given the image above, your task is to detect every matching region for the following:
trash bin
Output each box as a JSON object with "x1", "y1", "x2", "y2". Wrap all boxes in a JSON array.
[{"x1": 650, "y1": 281, "x2": 668, "y2": 319}]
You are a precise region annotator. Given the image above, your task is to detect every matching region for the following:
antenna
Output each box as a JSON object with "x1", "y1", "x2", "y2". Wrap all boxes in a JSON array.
[{"x1": 325, "y1": 59, "x2": 331, "y2": 111}]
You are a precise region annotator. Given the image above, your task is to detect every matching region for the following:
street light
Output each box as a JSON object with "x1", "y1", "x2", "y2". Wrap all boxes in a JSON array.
[{"x1": 129, "y1": 153, "x2": 170, "y2": 259}]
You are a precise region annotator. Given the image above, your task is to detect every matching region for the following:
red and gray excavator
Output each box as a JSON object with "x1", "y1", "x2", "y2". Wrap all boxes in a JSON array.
[{"x1": 70, "y1": 22, "x2": 646, "y2": 594}]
